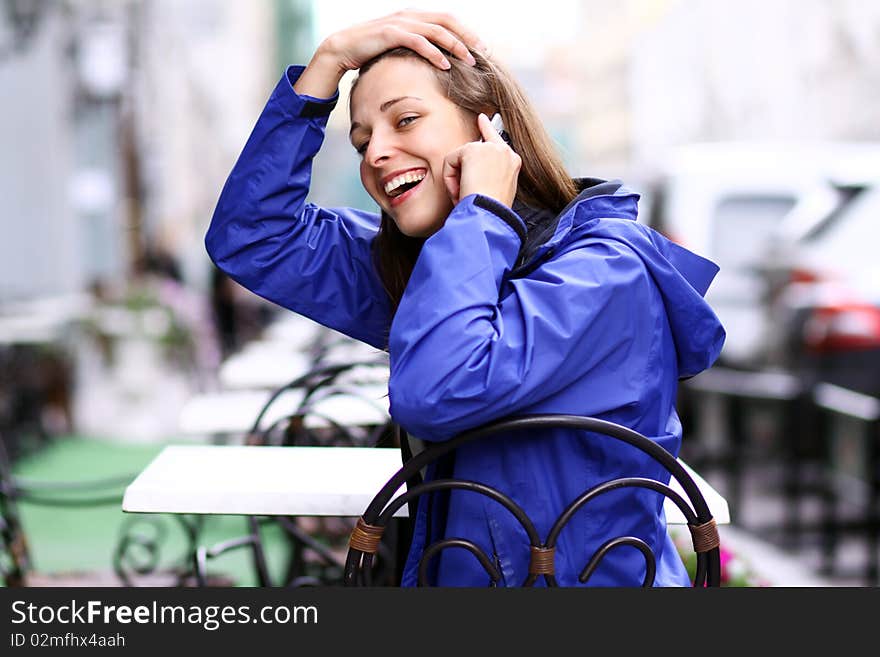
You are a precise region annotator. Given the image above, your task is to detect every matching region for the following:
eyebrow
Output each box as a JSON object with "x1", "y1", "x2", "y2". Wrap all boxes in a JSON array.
[{"x1": 349, "y1": 96, "x2": 423, "y2": 138}]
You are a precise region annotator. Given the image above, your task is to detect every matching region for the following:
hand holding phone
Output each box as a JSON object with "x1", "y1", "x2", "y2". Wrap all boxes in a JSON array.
[{"x1": 444, "y1": 113, "x2": 521, "y2": 206}]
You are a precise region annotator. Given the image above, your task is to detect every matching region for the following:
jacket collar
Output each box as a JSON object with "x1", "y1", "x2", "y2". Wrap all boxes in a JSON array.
[{"x1": 512, "y1": 178, "x2": 638, "y2": 275}]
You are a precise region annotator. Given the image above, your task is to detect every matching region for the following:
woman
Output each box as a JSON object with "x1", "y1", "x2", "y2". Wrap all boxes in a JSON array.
[{"x1": 206, "y1": 10, "x2": 726, "y2": 586}]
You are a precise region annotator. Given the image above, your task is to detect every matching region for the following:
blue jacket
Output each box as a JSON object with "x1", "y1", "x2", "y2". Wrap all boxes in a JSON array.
[{"x1": 206, "y1": 66, "x2": 726, "y2": 586}]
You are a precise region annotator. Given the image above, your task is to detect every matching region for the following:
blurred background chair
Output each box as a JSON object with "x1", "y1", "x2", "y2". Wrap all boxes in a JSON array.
[
  {"x1": 0, "y1": 433, "x2": 198, "y2": 586},
  {"x1": 243, "y1": 357, "x2": 391, "y2": 448},
  {"x1": 344, "y1": 414, "x2": 722, "y2": 587},
  {"x1": 193, "y1": 357, "x2": 399, "y2": 587}
]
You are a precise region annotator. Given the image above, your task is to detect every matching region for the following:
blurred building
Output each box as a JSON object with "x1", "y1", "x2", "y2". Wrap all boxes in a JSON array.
[
  {"x1": 132, "y1": 0, "x2": 282, "y2": 291},
  {"x1": 571, "y1": 0, "x2": 880, "y2": 180},
  {"x1": 0, "y1": 0, "x2": 313, "y2": 304},
  {"x1": 0, "y1": 3, "x2": 79, "y2": 302}
]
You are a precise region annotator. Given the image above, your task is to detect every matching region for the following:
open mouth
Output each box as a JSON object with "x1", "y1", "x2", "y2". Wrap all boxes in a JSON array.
[{"x1": 384, "y1": 170, "x2": 426, "y2": 201}]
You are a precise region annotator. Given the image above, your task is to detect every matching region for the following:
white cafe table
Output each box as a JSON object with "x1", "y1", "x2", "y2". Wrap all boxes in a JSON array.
[
  {"x1": 218, "y1": 341, "x2": 314, "y2": 390},
  {"x1": 0, "y1": 293, "x2": 91, "y2": 345},
  {"x1": 122, "y1": 445, "x2": 730, "y2": 525}
]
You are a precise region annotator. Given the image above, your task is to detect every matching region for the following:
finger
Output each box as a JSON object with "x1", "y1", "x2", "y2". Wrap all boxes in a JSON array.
[
  {"x1": 442, "y1": 151, "x2": 463, "y2": 203},
  {"x1": 477, "y1": 113, "x2": 504, "y2": 144},
  {"x1": 398, "y1": 18, "x2": 476, "y2": 65},
  {"x1": 388, "y1": 27, "x2": 451, "y2": 69},
  {"x1": 443, "y1": 162, "x2": 461, "y2": 203},
  {"x1": 397, "y1": 10, "x2": 488, "y2": 54}
]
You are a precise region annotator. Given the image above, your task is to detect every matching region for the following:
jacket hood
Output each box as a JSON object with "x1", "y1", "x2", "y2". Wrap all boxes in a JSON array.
[{"x1": 519, "y1": 179, "x2": 726, "y2": 378}]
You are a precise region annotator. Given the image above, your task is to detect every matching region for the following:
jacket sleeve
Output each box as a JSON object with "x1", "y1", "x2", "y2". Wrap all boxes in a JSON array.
[
  {"x1": 205, "y1": 66, "x2": 391, "y2": 350},
  {"x1": 387, "y1": 195, "x2": 656, "y2": 440}
]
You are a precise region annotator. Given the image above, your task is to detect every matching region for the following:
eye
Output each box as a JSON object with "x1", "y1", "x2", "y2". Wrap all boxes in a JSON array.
[
  {"x1": 397, "y1": 115, "x2": 418, "y2": 128},
  {"x1": 354, "y1": 140, "x2": 369, "y2": 156}
]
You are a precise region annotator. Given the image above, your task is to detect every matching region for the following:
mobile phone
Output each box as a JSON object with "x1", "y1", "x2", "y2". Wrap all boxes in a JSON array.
[{"x1": 489, "y1": 113, "x2": 512, "y2": 146}]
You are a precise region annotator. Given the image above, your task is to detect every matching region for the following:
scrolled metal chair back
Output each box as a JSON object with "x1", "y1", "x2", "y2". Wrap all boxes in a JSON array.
[{"x1": 344, "y1": 414, "x2": 721, "y2": 587}]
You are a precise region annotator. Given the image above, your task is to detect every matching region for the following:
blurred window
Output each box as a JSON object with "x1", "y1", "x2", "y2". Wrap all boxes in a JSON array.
[
  {"x1": 798, "y1": 185, "x2": 868, "y2": 242},
  {"x1": 710, "y1": 195, "x2": 798, "y2": 269},
  {"x1": 803, "y1": 187, "x2": 880, "y2": 273}
]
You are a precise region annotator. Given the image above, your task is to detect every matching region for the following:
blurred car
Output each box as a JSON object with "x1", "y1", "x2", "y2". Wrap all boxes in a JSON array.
[
  {"x1": 758, "y1": 180, "x2": 880, "y2": 395},
  {"x1": 645, "y1": 141, "x2": 880, "y2": 370}
]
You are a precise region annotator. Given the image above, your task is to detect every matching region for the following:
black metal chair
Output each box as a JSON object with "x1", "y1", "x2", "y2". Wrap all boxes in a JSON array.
[{"x1": 344, "y1": 414, "x2": 722, "y2": 587}]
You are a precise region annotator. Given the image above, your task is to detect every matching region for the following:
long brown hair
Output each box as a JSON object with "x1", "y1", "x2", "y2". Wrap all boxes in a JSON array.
[{"x1": 350, "y1": 48, "x2": 578, "y2": 315}]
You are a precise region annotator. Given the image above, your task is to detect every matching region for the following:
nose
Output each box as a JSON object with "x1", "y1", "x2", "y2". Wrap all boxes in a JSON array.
[{"x1": 364, "y1": 129, "x2": 394, "y2": 168}]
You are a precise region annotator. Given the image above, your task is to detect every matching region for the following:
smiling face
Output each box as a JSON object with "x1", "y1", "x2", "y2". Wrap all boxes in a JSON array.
[{"x1": 349, "y1": 56, "x2": 480, "y2": 238}]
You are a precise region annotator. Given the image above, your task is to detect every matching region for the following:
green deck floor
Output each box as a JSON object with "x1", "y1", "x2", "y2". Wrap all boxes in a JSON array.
[{"x1": 8, "y1": 436, "x2": 291, "y2": 587}]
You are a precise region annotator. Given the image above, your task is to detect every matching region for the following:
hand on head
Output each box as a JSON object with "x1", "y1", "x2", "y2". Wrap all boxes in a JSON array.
[{"x1": 322, "y1": 9, "x2": 487, "y2": 74}]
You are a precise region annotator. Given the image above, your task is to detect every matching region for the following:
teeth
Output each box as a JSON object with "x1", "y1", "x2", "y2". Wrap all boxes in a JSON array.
[{"x1": 384, "y1": 171, "x2": 426, "y2": 196}]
